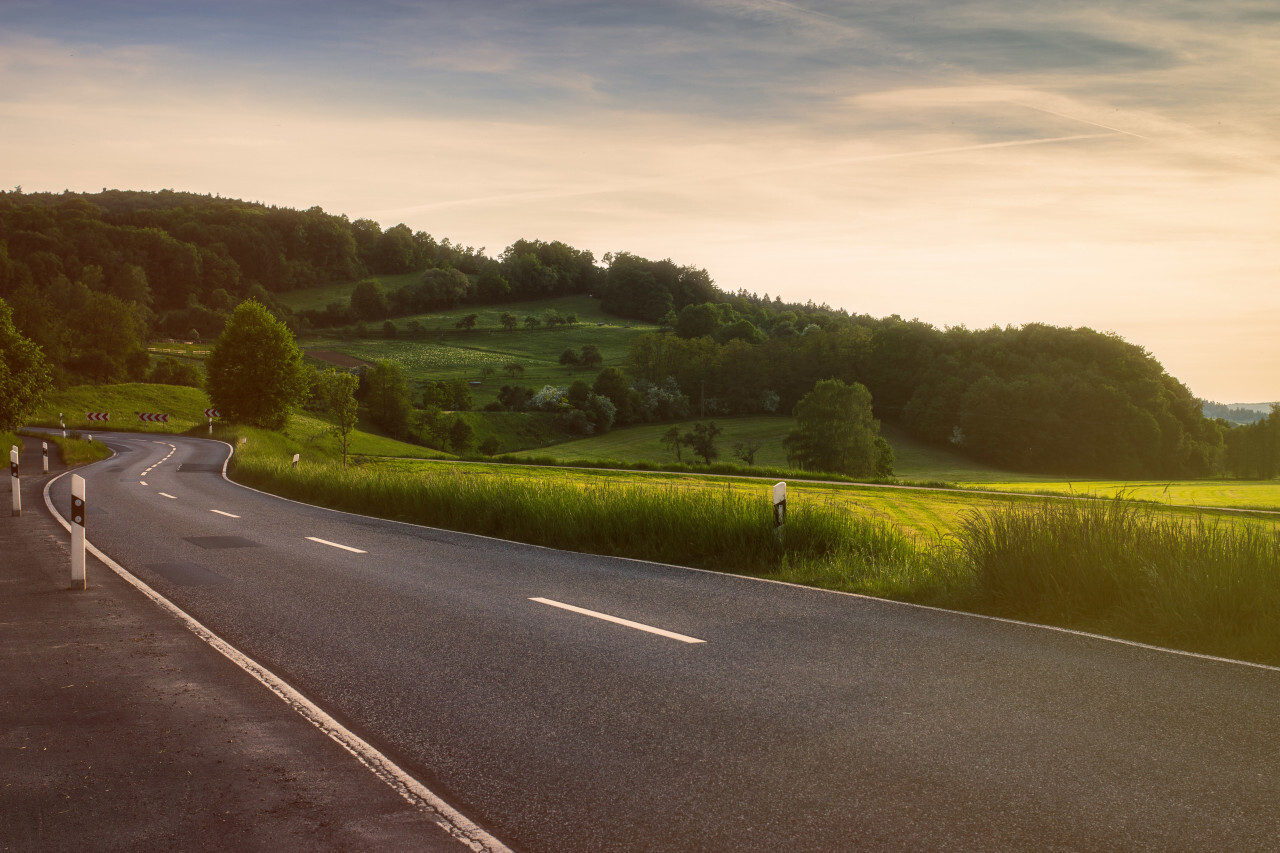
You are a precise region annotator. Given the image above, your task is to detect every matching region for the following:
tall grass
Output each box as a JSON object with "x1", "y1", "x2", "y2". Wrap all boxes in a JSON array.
[
  {"x1": 960, "y1": 499, "x2": 1280, "y2": 662},
  {"x1": 231, "y1": 451, "x2": 875, "y2": 574}
]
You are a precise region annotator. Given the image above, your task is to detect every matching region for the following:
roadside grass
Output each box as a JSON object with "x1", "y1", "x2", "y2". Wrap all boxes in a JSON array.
[
  {"x1": 43, "y1": 433, "x2": 113, "y2": 465},
  {"x1": 2, "y1": 431, "x2": 20, "y2": 454},
  {"x1": 958, "y1": 500, "x2": 1280, "y2": 664},
  {"x1": 230, "y1": 447, "x2": 871, "y2": 574}
]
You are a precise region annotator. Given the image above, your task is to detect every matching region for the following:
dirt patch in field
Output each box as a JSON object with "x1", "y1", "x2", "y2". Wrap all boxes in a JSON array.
[{"x1": 307, "y1": 350, "x2": 374, "y2": 368}]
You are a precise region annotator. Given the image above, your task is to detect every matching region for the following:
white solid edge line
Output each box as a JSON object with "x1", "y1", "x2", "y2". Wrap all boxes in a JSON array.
[
  {"x1": 197, "y1": 434, "x2": 1280, "y2": 676},
  {"x1": 42, "y1": 468, "x2": 510, "y2": 853},
  {"x1": 210, "y1": 509, "x2": 240, "y2": 518},
  {"x1": 531, "y1": 597, "x2": 706, "y2": 644},
  {"x1": 306, "y1": 535, "x2": 366, "y2": 554}
]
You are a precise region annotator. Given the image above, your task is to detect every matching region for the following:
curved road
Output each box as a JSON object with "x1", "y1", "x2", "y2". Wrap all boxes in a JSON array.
[{"x1": 44, "y1": 431, "x2": 1280, "y2": 851}]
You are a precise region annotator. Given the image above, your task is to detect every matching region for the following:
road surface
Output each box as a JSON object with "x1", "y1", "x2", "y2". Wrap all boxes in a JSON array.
[{"x1": 43, "y1": 431, "x2": 1280, "y2": 851}]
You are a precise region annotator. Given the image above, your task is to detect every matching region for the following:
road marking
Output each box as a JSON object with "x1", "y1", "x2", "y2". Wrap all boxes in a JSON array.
[
  {"x1": 159, "y1": 492, "x2": 177, "y2": 500},
  {"x1": 139, "y1": 481, "x2": 147, "y2": 486},
  {"x1": 530, "y1": 597, "x2": 706, "y2": 644},
  {"x1": 40, "y1": 473, "x2": 511, "y2": 853},
  {"x1": 306, "y1": 536, "x2": 366, "y2": 554},
  {"x1": 211, "y1": 509, "x2": 240, "y2": 518}
]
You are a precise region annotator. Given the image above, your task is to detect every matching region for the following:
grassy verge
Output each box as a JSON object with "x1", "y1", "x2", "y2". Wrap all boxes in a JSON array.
[
  {"x1": 229, "y1": 448, "x2": 884, "y2": 574},
  {"x1": 44, "y1": 433, "x2": 114, "y2": 466},
  {"x1": 957, "y1": 500, "x2": 1280, "y2": 664},
  {"x1": 227, "y1": 433, "x2": 1280, "y2": 666}
]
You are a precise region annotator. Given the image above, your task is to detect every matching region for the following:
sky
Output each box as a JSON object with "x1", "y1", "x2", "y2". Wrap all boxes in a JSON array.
[{"x1": 2, "y1": 0, "x2": 1277, "y2": 402}]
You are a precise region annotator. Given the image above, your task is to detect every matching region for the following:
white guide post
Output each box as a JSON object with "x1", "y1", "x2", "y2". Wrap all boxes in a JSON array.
[
  {"x1": 292, "y1": 453, "x2": 300, "y2": 469},
  {"x1": 9, "y1": 446, "x2": 20, "y2": 517},
  {"x1": 42, "y1": 441, "x2": 49, "y2": 474},
  {"x1": 70, "y1": 474, "x2": 86, "y2": 589},
  {"x1": 60, "y1": 413, "x2": 65, "y2": 438},
  {"x1": 772, "y1": 481, "x2": 786, "y2": 531}
]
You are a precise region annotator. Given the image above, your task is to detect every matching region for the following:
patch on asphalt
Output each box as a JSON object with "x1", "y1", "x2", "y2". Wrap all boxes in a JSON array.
[
  {"x1": 183, "y1": 536, "x2": 263, "y2": 550},
  {"x1": 177, "y1": 463, "x2": 223, "y2": 473},
  {"x1": 146, "y1": 561, "x2": 230, "y2": 585}
]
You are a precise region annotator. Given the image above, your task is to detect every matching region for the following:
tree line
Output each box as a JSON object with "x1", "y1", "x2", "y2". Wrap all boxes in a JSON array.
[{"x1": 1, "y1": 188, "x2": 1272, "y2": 480}]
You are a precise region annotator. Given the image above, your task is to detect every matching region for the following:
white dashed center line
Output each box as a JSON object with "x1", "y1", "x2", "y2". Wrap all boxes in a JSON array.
[
  {"x1": 210, "y1": 509, "x2": 240, "y2": 518},
  {"x1": 306, "y1": 536, "x2": 367, "y2": 554},
  {"x1": 530, "y1": 597, "x2": 707, "y2": 644},
  {"x1": 159, "y1": 493, "x2": 177, "y2": 499}
]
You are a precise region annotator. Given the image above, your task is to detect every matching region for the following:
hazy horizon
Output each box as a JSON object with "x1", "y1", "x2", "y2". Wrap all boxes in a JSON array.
[{"x1": 3, "y1": 0, "x2": 1276, "y2": 401}]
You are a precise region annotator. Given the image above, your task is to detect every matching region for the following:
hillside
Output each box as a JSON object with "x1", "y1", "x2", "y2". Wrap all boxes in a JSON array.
[{"x1": 3, "y1": 187, "x2": 1272, "y2": 479}]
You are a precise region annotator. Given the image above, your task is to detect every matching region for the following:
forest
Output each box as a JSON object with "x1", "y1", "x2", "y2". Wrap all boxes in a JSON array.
[{"x1": 0, "y1": 188, "x2": 1273, "y2": 479}]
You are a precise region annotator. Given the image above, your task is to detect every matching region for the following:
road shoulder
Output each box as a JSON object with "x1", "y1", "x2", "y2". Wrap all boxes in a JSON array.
[{"x1": 0, "y1": 443, "x2": 470, "y2": 852}]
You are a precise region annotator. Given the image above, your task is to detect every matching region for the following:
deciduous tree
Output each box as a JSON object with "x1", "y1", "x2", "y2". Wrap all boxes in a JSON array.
[
  {"x1": 0, "y1": 296, "x2": 52, "y2": 431},
  {"x1": 319, "y1": 368, "x2": 359, "y2": 467},
  {"x1": 205, "y1": 300, "x2": 308, "y2": 430},
  {"x1": 784, "y1": 379, "x2": 893, "y2": 477}
]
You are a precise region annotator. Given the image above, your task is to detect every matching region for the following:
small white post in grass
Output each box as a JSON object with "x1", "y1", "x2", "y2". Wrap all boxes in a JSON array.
[
  {"x1": 292, "y1": 453, "x2": 300, "y2": 469},
  {"x1": 42, "y1": 441, "x2": 48, "y2": 474},
  {"x1": 60, "y1": 413, "x2": 65, "y2": 438},
  {"x1": 772, "y1": 481, "x2": 786, "y2": 537},
  {"x1": 86, "y1": 434, "x2": 92, "y2": 443},
  {"x1": 208, "y1": 417, "x2": 213, "y2": 436},
  {"x1": 9, "y1": 446, "x2": 20, "y2": 517},
  {"x1": 70, "y1": 474, "x2": 86, "y2": 589}
]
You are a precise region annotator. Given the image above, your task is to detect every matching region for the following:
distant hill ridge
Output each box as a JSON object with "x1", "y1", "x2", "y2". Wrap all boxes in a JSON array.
[{"x1": 1, "y1": 187, "x2": 1273, "y2": 479}]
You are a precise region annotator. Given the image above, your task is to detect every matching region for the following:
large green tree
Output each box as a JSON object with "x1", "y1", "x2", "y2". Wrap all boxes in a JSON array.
[
  {"x1": 0, "y1": 297, "x2": 52, "y2": 431},
  {"x1": 785, "y1": 379, "x2": 894, "y2": 477},
  {"x1": 205, "y1": 300, "x2": 308, "y2": 429}
]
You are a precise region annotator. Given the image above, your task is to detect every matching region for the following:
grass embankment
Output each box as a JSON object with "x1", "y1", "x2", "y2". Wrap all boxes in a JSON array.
[
  {"x1": 958, "y1": 501, "x2": 1280, "y2": 664},
  {"x1": 7, "y1": 429, "x2": 112, "y2": 466},
  {"x1": 1, "y1": 432, "x2": 21, "y2": 455},
  {"x1": 43, "y1": 433, "x2": 113, "y2": 465},
  {"x1": 230, "y1": 447, "x2": 907, "y2": 576},
  {"x1": 27, "y1": 383, "x2": 213, "y2": 433}
]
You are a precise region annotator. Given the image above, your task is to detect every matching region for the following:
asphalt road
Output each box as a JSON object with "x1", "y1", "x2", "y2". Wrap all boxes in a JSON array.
[{"x1": 44, "y1": 431, "x2": 1280, "y2": 852}]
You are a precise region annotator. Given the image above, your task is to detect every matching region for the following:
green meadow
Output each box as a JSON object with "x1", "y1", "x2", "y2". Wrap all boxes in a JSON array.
[{"x1": 296, "y1": 294, "x2": 653, "y2": 407}]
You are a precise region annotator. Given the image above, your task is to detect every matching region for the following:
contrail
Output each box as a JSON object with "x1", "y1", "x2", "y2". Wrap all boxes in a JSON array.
[
  {"x1": 370, "y1": 131, "x2": 1118, "y2": 218},
  {"x1": 1011, "y1": 102, "x2": 1152, "y2": 141}
]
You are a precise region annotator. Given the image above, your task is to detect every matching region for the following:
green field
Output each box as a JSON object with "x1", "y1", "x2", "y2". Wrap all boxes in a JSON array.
[
  {"x1": 276, "y1": 271, "x2": 424, "y2": 313},
  {"x1": 297, "y1": 294, "x2": 654, "y2": 407},
  {"x1": 963, "y1": 479, "x2": 1280, "y2": 513},
  {"x1": 516, "y1": 416, "x2": 796, "y2": 467}
]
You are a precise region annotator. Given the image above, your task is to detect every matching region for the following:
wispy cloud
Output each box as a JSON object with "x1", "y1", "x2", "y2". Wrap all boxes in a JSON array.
[{"x1": 1, "y1": 0, "x2": 1277, "y2": 399}]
